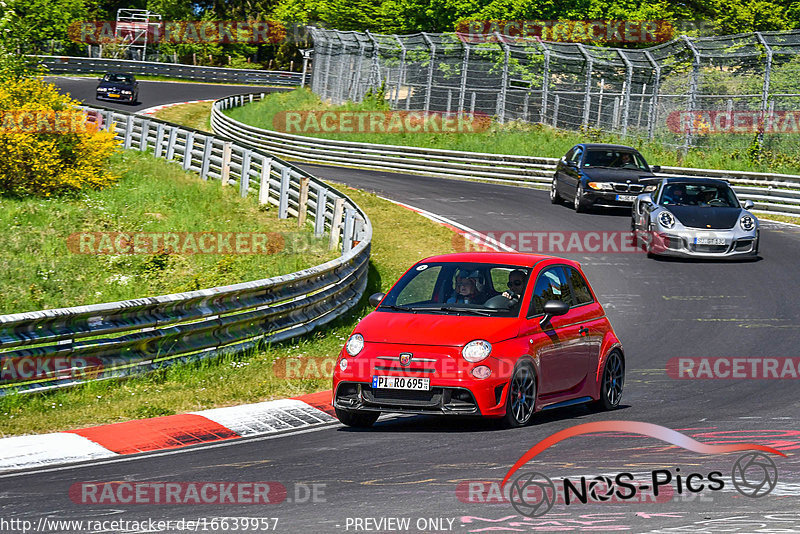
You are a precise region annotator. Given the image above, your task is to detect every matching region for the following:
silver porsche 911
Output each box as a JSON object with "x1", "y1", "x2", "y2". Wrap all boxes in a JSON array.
[{"x1": 632, "y1": 177, "x2": 759, "y2": 259}]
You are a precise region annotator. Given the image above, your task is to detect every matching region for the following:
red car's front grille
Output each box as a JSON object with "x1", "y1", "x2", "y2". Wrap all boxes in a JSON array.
[{"x1": 374, "y1": 356, "x2": 438, "y2": 376}]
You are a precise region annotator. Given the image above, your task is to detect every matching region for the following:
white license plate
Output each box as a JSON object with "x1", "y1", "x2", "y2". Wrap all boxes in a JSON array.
[
  {"x1": 695, "y1": 237, "x2": 726, "y2": 245},
  {"x1": 616, "y1": 194, "x2": 637, "y2": 202},
  {"x1": 372, "y1": 376, "x2": 430, "y2": 391}
]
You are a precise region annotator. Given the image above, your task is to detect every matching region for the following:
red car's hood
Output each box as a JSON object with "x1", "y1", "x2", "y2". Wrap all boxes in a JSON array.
[{"x1": 357, "y1": 311, "x2": 521, "y2": 347}]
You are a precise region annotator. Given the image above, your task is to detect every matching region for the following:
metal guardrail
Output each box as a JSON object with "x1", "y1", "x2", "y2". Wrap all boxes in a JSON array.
[
  {"x1": 211, "y1": 92, "x2": 800, "y2": 219},
  {"x1": 0, "y1": 106, "x2": 371, "y2": 395},
  {"x1": 36, "y1": 56, "x2": 305, "y2": 86}
]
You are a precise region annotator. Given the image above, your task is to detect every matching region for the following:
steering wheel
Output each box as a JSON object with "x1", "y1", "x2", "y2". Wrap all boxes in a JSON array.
[
  {"x1": 484, "y1": 294, "x2": 518, "y2": 310},
  {"x1": 708, "y1": 198, "x2": 726, "y2": 206}
]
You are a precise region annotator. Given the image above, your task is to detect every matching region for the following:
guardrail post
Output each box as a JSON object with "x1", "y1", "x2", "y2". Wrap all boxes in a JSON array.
[
  {"x1": 298, "y1": 177, "x2": 310, "y2": 226},
  {"x1": 123, "y1": 116, "x2": 134, "y2": 149},
  {"x1": 329, "y1": 198, "x2": 345, "y2": 250},
  {"x1": 314, "y1": 188, "x2": 327, "y2": 237},
  {"x1": 183, "y1": 131, "x2": 195, "y2": 170},
  {"x1": 200, "y1": 136, "x2": 212, "y2": 179},
  {"x1": 240, "y1": 149, "x2": 252, "y2": 197},
  {"x1": 259, "y1": 156, "x2": 272, "y2": 205},
  {"x1": 342, "y1": 208, "x2": 355, "y2": 253},
  {"x1": 139, "y1": 119, "x2": 151, "y2": 151},
  {"x1": 221, "y1": 142, "x2": 232, "y2": 185},
  {"x1": 278, "y1": 167, "x2": 290, "y2": 219},
  {"x1": 166, "y1": 128, "x2": 178, "y2": 160},
  {"x1": 154, "y1": 123, "x2": 166, "y2": 158},
  {"x1": 422, "y1": 33, "x2": 436, "y2": 113}
]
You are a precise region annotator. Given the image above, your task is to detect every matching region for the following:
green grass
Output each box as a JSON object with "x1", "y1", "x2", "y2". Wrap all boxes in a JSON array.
[
  {"x1": 225, "y1": 88, "x2": 800, "y2": 176},
  {"x1": 0, "y1": 138, "x2": 455, "y2": 436},
  {"x1": 0, "y1": 150, "x2": 333, "y2": 315},
  {"x1": 154, "y1": 101, "x2": 213, "y2": 131}
]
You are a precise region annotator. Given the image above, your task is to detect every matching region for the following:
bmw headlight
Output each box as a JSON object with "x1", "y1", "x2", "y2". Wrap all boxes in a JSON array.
[
  {"x1": 121, "y1": 90, "x2": 132, "y2": 94},
  {"x1": 462, "y1": 340, "x2": 492, "y2": 363},
  {"x1": 740, "y1": 215, "x2": 755, "y2": 231},
  {"x1": 644, "y1": 185, "x2": 657, "y2": 192},
  {"x1": 345, "y1": 333, "x2": 364, "y2": 356},
  {"x1": 588, "y1": 182, "x2": 614, "y2": 191},
  {"x1": 97, "y1": 87, "x2": 107, "y2": 91},
  {"x1": 658, "y1": 211, "x2": 675, "y2": 229}
]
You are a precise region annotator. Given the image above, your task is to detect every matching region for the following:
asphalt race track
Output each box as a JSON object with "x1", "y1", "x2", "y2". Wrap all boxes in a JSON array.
[{"x1": 8, "y1": 79, "x2": 799, "y2": 533}]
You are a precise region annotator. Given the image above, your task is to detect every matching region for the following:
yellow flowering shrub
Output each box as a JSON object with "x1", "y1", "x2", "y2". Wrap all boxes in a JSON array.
[{"x1": 0, "y1": 77, "x2": 119, "y2": 197}]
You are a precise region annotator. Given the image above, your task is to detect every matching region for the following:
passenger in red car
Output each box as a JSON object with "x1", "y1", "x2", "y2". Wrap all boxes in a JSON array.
[{"x1": 448, "y1": 270, "x2": 487, "y2": 305}]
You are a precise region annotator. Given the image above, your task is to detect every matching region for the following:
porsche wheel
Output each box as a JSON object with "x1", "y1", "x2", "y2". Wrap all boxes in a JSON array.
[
  {"x1": 503, "y1": 363, "x2": 537, "y2": 428},
  {"x1": 335, "y1": 408, "x2": 380, "y2": 428}
]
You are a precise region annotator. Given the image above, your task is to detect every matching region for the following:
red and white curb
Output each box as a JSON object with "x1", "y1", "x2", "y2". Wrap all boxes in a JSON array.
[
  {"x1": 0, "y1": 391, "x2": 334, "y2": 473},
  {"x1": 137, "y1": 99, "x2": 214, "y2": 117}
]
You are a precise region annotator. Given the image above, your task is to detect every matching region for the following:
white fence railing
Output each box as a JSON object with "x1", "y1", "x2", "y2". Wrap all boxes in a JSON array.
[
  {"x1": 0, "y1": 105, "x2": 371, "y2": 395},
  {"x1": 211, "y1": 93, "x2": 800, "y2": 218}
]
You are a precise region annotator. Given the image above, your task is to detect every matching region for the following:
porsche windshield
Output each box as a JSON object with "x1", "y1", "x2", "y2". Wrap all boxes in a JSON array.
[
  {"x1": 659, "y1": 182, "x2": 739, "y2": 208},
  {"x1": 379, "y1": 262, "x2": 531, "y2": 317}
]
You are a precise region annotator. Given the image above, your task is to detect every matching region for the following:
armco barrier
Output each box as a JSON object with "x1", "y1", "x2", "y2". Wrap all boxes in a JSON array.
[
  {"x1": 211, "y1": 93, "x2": 800, "y2": 219},
  {"x1": 0, "y1": 106, "x2": 370, "y2": 395},
  {"x1": 36, "y1": 56, "x2": 304, "y2": 86}
]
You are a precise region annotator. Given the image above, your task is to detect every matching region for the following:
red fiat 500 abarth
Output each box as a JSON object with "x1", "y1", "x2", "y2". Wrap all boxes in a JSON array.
[{"x1": 332, "y1": 252, "x2": 625, "y2": 428}]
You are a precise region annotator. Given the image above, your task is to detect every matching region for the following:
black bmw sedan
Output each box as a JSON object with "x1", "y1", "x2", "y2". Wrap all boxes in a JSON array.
[
  {"x1": 96, "y1": 73, "x2": 139, "y2": 104},
  {"x1": 551, "y1": 143, "x2": 661, "y2": 212}
]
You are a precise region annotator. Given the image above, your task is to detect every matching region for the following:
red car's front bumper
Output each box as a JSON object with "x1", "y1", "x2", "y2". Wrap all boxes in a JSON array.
[{"x1": 332, "y1": 342, "x2": 514, "y2": 417}]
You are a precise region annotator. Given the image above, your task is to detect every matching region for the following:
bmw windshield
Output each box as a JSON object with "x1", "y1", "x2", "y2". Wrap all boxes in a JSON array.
[{"x1": 379, "y1": 262, "x2": 531, "y2": 317}]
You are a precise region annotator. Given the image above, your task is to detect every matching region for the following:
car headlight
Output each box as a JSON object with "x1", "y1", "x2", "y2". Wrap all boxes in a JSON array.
[
  {"x1": 97, "y1": 87, "x2": 107, "y2": 91},
  {"x1": 740, "y1": 215, "x2": 755, "y2": 231},
  {"x1": 587, "y1": 182, "x2": 614, "y2": 191},
  {"x1": 658, "y1": 211, "x2": 675, "y2": 229},
  {"x1": 462, "y1": 340, "x2": 492, "y2": 363},
  {"x1": 644, "y1": 185, "x2": 657, "y2": 192},
  {"x1": 121, "y1": 90, "x2": 131, "y2": 94},
  {"x1": 345, "y1": 334, "x2": 364, "y2": 357}
]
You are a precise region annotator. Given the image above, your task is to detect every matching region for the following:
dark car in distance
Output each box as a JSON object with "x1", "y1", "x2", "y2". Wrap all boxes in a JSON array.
[
  {"x1": 551, "y1": 143, "x2": 661, "y2": 212},
  {"x1": 96, "y1": 73, "x2": 139, "y2": 104}
]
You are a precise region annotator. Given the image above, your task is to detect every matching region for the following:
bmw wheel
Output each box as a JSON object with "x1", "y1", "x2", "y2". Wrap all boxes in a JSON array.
[
  {"x1": 335, "y1": 408, "x2": 380, "y2": 428},
  {"x1": 574, "y1": 183, "x2": 588, "y2": 213},
  {"x1": 503, "y1": 363, "x2": 537, "y2": 428},
  {"x1": 550, "y1": 177, "x2": 562, "y2": 204},
  {"x1": 596, "y1": 351, "x2": 624, "y2": 410}
]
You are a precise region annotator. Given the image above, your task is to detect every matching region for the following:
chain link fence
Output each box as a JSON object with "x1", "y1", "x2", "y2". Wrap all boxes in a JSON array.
[{"x1": 309, "y1": 27, "x2": 800, "y2": 153}]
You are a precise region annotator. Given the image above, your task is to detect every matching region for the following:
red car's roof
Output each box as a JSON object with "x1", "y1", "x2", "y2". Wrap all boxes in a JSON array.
[{"x1": 417, "y1": 251, "x2": 578, "y2": 268}]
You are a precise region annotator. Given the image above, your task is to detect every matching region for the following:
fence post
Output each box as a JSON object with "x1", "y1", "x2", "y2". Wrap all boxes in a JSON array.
[
  {"x1": 352, "y1": 34, "x2": 366, "y2": 101},
  {"x1": 681, "y1": 35, "x2": 701, "y2": 151},
  {"x1": 123, "y1": 116, "x2": 134, "y2": 149},
  {"x1": 323, "y1": 37, "x2": 335, "y2": 100},
  {"x1": 576, "y1": 44, "x2": 593, "y2": 130},
  {"x1": 471, "y1": 92, "x2": 477, "y2": 114},
  {"x1": 200, "y1": 136, "x2": 212, "y2": 179},
  {"x1": 618, "y1": 49, "x2": 633, "y2": 137},
  {"x1": 612, "y1": 97, "x2": 620, "y2": 130},
  {"x1": 335, "y1": 32, "x2": 347, "y2": 103},
  {"x1": 240, "y1": 149, "x2": 252, "y2": 197},
  {"x1": 422, "y1": 33, "x2": 436, "y2": 112},
  {"x1": 183, "y1": 131, "x2": 195, "y2": 170},
  {"x1": 553, "y1": 95, "x2": 560, "y2": 128},
  {"x1": 259, "y1": 156, "x2": 272, "y2": 205},
  {"x1": 523, "y1": 92, "x2": 530, "y2": 121},
  {"x1": 755, "y1": 32, "x2": 773, "y2": 148},
  {"x1": 644, "y1": 51, "x2": 661, "y2": 140},
  {"x1": 446, "y1": 90, "x2": 452, "y2": 114},
  {"x1": 154, "y1": 123, "x2": 165, "y2": 158},
  {"x1": 166, "y1": 128, "x2": 178, "y2": 160},
  {"x1": 221, "y1": 142, "x2": 232, "y2": 185},
  {"x1": 139, "y1": 119, "x2": 151, "y2": 151},
  {"x1": 278, "y1": 167, "x2": 290, "y2": 219},
  {"x1": 329, "y1": 198, "x2": 345, "y2": 250},
  {"x1": 365, "y1": 30, "x2": 382, "y2": 98},
  {"x1": 539, "y1": 41, "x2": 550, "y2": 123},
  {"x1": 314, "y1": 188, "x2": 327, "y2": 237},
  {"x1": 596, "y1": 78, "x2": 604, "y2": 128},
  {"x1": 496, "y1": 32, "x2": 510, "y2": 122},
  {"x1": 298, "y1": 177, "x2": 310, "y2": 226},
  {"x1": 458, "y1": 40, "x2": 470, "y2": 113},
  {"x1": 393, "y1": 36, "x2": 407, "y2": 108},
  {"x1": 342, "y1": 208, "x2": 355, "y2": 254}
]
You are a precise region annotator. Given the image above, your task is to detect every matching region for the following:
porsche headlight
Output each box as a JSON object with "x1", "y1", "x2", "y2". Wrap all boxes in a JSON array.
[
  {"x1": 462, "y1": 340, "x2": 492, "y2": 363},
  {"x1": 345, "y1": 334, "x2": 364, "y2": 356},
  {"x1": 740, "y1": 215, "x2": 755, "y2": 231},
  {"x1": 659, "y1": 211, "x2": 675, "y2": 229},
  {"x1": 588, "y1": 182, "x2": 614, "y2": 191}
]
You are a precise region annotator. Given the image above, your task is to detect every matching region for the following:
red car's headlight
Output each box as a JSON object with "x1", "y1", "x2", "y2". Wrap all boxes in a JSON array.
[
  {"x1": 462, "y1": 340, "x2": 492, "y2": 363},
  {"x1": 345, "y1": 334, "x2": 364, "y2": 356}
]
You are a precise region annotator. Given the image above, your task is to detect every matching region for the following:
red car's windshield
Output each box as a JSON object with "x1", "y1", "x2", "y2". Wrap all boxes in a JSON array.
[{"x1": 379, "y1": 262, "x2": 532, "y2": 317}]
